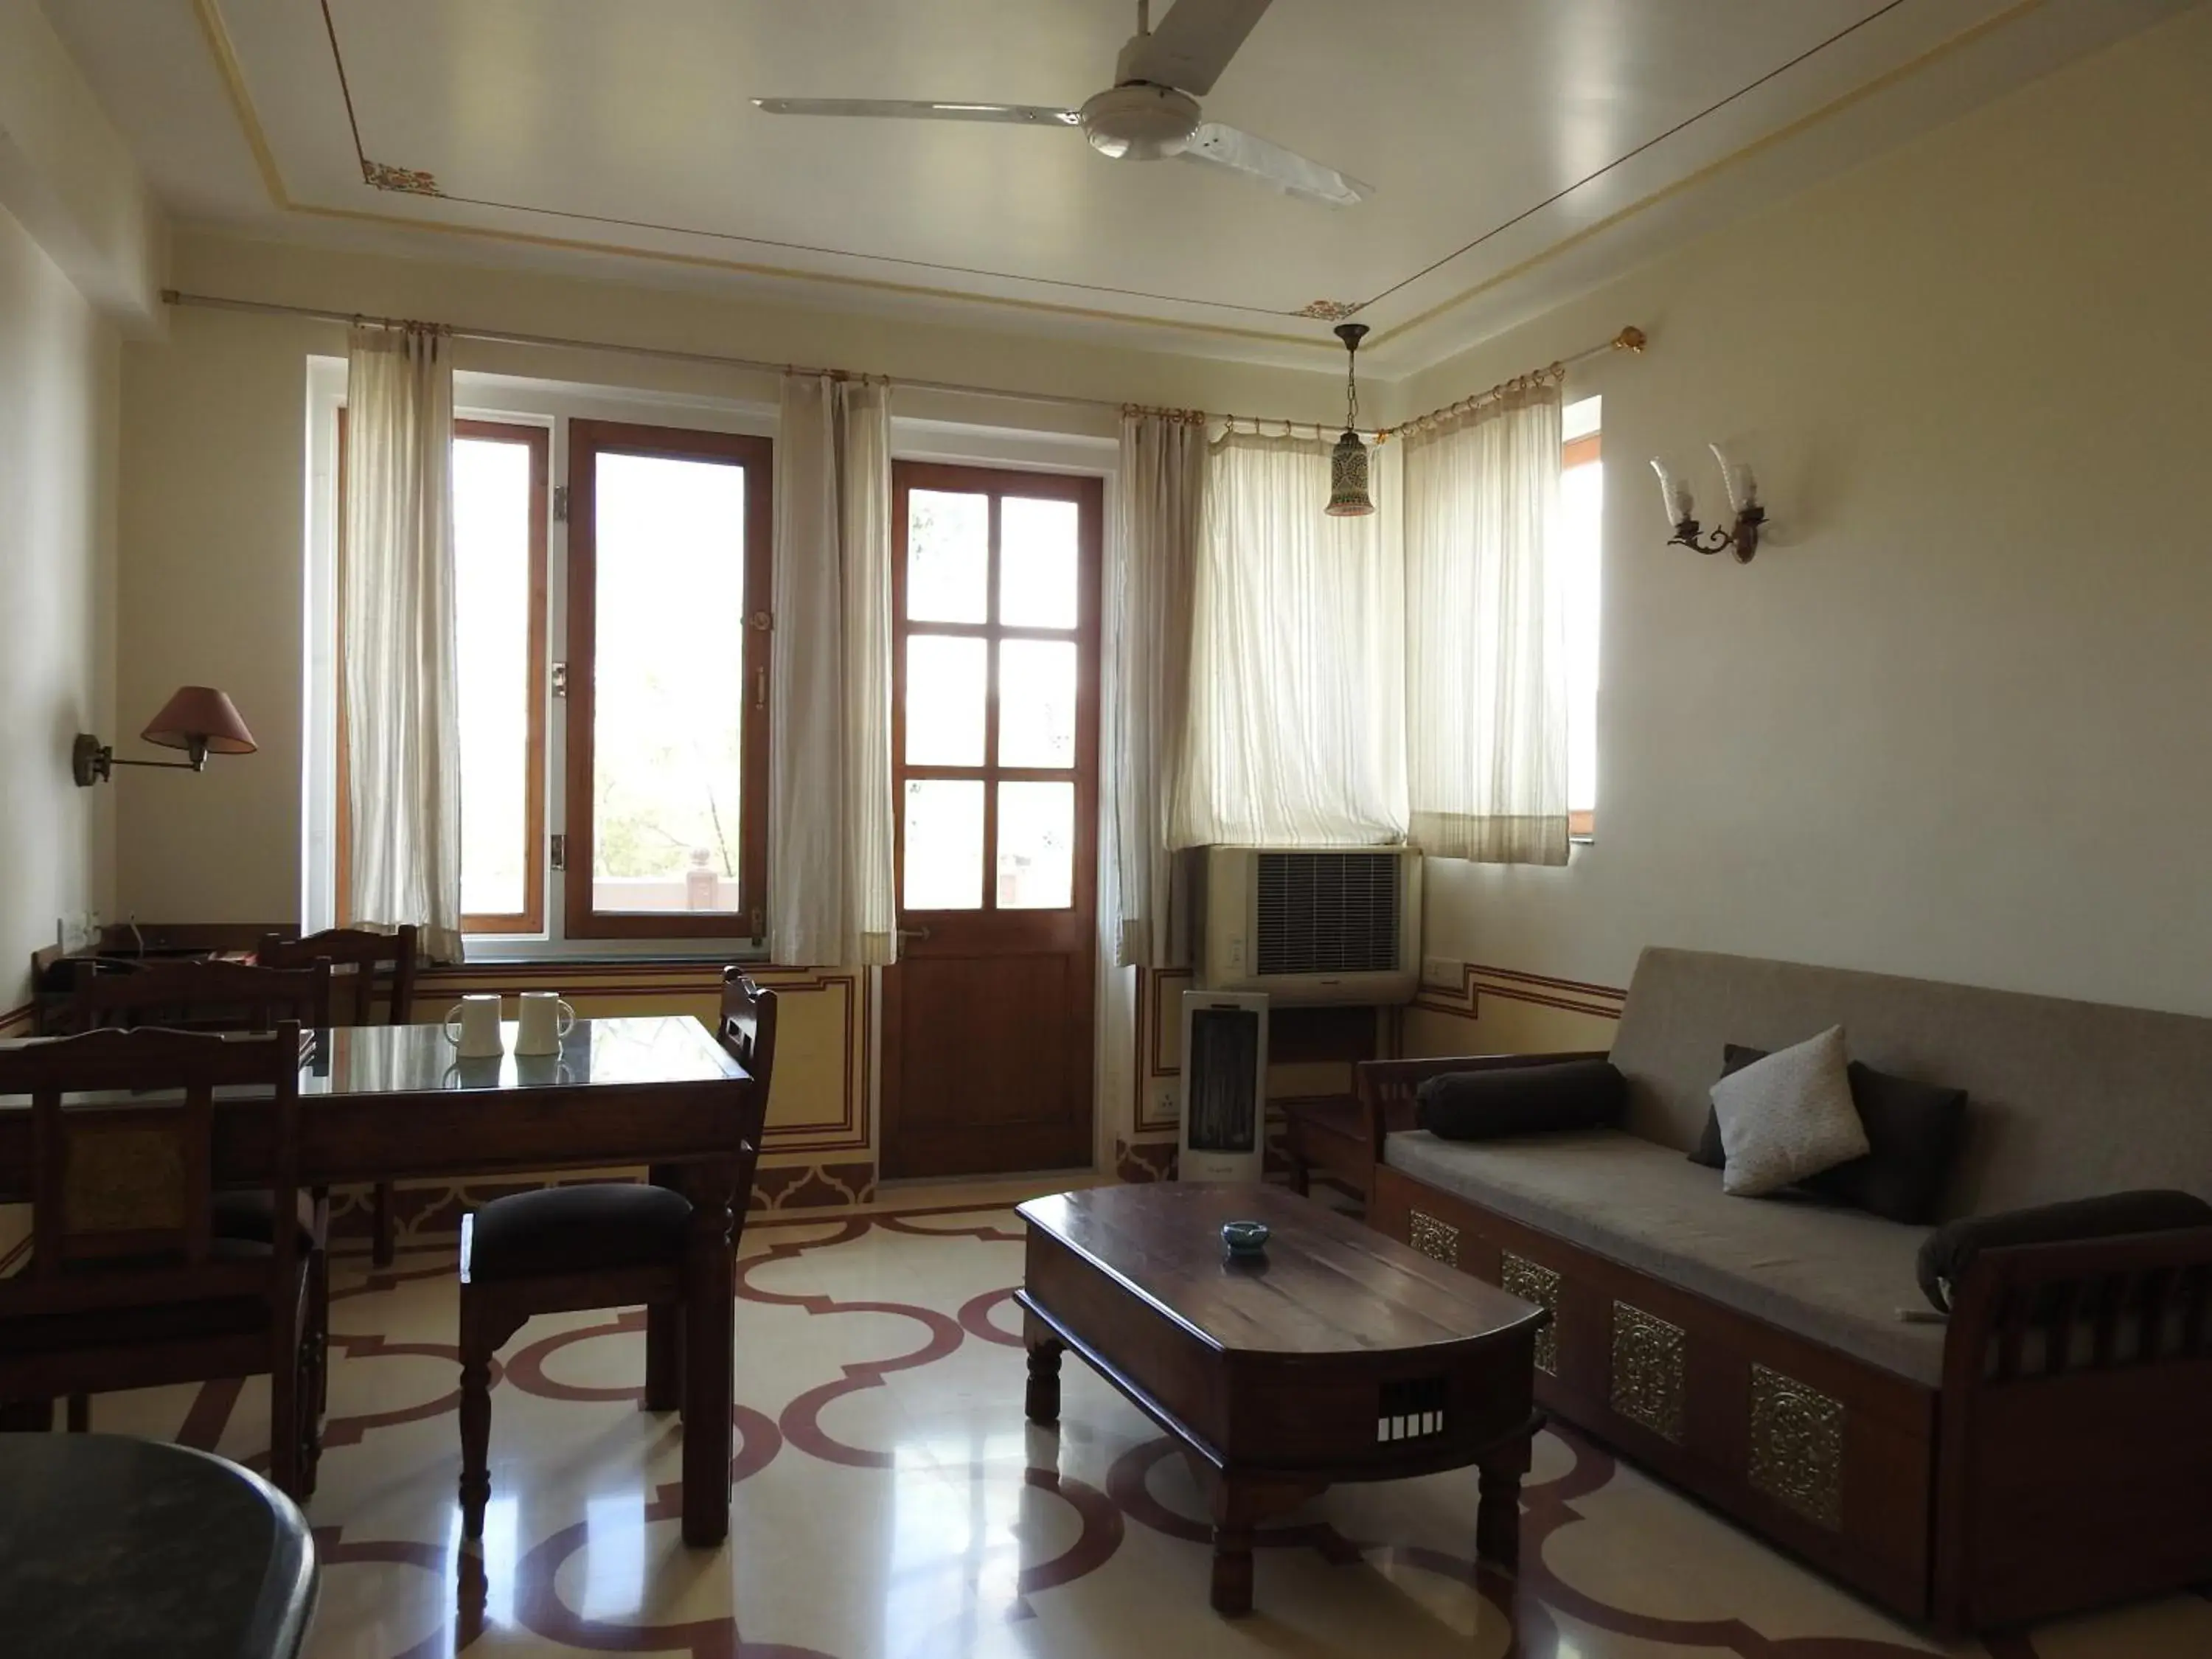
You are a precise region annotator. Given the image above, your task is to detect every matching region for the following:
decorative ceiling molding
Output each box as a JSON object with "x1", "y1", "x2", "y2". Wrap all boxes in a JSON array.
[
  {"x1": 361, "y1": 159, "x2": 442, "y2": 197},
  {"x1": 179, "y1": 0, "x2": 2097, "y2": 362}
]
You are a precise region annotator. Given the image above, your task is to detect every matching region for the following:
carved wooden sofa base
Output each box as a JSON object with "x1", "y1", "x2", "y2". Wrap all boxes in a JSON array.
[{"x1": 1363, "y1": 1048, "x2": 2212, "y2": 1635}]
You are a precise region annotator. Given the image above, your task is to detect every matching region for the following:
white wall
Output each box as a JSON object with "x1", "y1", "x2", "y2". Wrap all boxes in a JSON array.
[
  {"x1": 0, "y1": 201, "x2": 117, "y2": 1020},
  {"x1": 1411, "y1": 4, "x2": 2212, "y2": 1019},
  {"x1": 115, "y1": 230, "x2": 1354, "y2": 924}
]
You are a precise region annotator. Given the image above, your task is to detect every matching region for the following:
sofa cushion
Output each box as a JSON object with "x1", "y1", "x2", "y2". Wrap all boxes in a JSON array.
[
  {"x1": 1694, "y1": 1046, "x2": 1969, "y2": 1225},
  {"x1": 1385, "y1": 1127, "x2": 1947, "y2": 1385},
  {"x1": 1417, "y1": 1060, "x2": 1625, "y2": 1141},
  {"x1": 1916, "y1": 1189, "x2": 2212, "y2": 1312},
  {"x1": 1709, "y1": 1027, "x2": 1867, "y2": 1197}
]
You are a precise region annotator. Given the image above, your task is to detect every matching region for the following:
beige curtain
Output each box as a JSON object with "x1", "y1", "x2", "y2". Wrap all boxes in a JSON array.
[
  {"x1": 1105, "y1": 413, "x2": 1206, "y2": 968},
  {"x1": 342, "y1": 325, "x2": 463, "y2": 961},
  {"x1": 1402, "y1": 378, "x2": 1568, "y2": 863},
  {"x1": 767, "y1": 374, "x2": 897, "y2": 967},
  {"x1": 1172, "y1": 428, "x2": 1407, "y2": 847}
]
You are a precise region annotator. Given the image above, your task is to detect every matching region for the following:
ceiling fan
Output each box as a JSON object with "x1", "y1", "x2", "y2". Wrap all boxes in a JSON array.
[{"x1": 754, "y1": 0, "x2": 1372, "y2": 208}]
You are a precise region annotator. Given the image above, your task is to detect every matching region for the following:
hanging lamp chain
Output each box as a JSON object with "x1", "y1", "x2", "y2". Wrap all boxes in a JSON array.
[{"x1": 1334, "y1": 321, "x2": 1369, "y2": 432}]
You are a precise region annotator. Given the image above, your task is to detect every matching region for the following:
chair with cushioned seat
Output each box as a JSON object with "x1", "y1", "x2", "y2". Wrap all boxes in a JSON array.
[
  {"x1": 455, "y1": 970, "x2": 776, "y2": 1537},
  {"x1": 0, "y1": 1025, "x2": 319, "y2": 1498},
  {"x1": 258, "y1": 925, "x2": 420, "y2": 1266},
  {"x1": 59, "y1": 957, "x2": 335, "y2": 1433}
]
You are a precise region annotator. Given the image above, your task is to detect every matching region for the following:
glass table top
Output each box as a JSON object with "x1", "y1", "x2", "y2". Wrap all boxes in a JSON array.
[{"x1": 0, "y1": 1016, "x2": 747, "y2": 1105}]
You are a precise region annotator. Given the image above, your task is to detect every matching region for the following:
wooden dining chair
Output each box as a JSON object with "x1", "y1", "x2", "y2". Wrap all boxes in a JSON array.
[
  {"x1": 0, "y1": 1025, "x2": 320, "y2": 1499},
  {"x1": 259, "y1": 925, "x2": 420, "y2": 1266},
  {"x1": 59, "y1": 957, "x2": 335, "y2": 1425},
  {"x1": 455, "y1": 969, "x2": 776, "y2": 1538}
]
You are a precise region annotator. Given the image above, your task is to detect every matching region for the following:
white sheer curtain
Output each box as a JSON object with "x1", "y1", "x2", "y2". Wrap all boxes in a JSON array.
[
  {"x1": 342, "y1": 325, "x2": 463, "y2": 961},
  {"x1": 1402, "y1": 378, "x2": 1569, "y2": 863},
  {"x1": 1171, "y1": 428, "x2": 1406, "y2": 847},
  {"x1": 768, "y1": 374, "x2": 897, "y2": 967},
  {"x1": 1105, "y1": 413, "x2": 1206, "y2": 967}
]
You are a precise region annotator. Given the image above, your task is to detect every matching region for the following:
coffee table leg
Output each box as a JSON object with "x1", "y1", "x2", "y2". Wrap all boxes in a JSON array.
[
  {"x1": 1476, "y1": 1432, "x2": 1533, "y2": 1569},
  {"x1": 1024, "y1": 1331, "x2": 1063, "y2": 1426},
  {"x1": 1208, "y1": 1481, "x2": 1256, "y2": 1618}
]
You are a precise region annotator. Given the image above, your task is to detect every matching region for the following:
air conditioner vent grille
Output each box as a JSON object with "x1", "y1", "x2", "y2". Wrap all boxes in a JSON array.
[{"x1": 1254, "y1": 852, "x2": 1402, "y2": 976}]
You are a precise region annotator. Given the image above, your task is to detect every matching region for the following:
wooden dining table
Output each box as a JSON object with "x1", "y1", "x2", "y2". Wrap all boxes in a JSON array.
[{"x1": 0, "y1": 1015, "x2": 756, "y2": 1548}]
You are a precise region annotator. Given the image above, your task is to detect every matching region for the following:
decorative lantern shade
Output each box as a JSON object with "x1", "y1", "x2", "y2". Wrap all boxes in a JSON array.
[
  {"x1": 1326, "y1": 428, "x2": 1374, "y2": 517},
  {"x1": 1322, "y1": 319, "x2": 1376, "y2": 518},
  {"x1": 142, "y1": 686, "x2": 258, "y2": 758}
]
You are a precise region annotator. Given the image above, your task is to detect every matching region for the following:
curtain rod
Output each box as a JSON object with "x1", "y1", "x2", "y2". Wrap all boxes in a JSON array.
[{"x1": 160, "y1": 288, "x2": 1641, "y2": 437}]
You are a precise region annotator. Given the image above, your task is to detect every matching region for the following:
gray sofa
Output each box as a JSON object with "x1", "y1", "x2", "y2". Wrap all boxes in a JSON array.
[{"x1": 1361, "y1": 947, "x2": 2212, "y2": 1631}]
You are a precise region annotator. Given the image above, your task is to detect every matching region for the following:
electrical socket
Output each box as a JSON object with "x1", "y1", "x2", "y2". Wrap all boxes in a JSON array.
[{"x1": 1420, "y1": 955, "x2": 1464, "y2": 989}]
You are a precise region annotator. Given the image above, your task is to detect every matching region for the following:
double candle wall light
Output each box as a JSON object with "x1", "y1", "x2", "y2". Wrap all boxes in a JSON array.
[{"x1": 1651, "y1": 445, "x2": 1767, "y2": 563}]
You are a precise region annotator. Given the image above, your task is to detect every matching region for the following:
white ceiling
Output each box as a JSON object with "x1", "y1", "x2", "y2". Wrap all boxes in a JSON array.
[{"x1": 43, "y1": 0, "x2": 2198, "y2": 371}]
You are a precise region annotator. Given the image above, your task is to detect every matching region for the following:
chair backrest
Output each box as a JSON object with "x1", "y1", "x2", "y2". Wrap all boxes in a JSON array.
[
  {"x1": 0, "y1": 1025, "x2": 302, "y2": 1318},
  {"x1": 717, "y1": 970, "x2": 779, "y2": 1103},
  {"x1": 66, "y1": 958, "x2": 333, "y2": 1036},
  {"x1": 258, "y1": 925, "x2": 418, "y2": 1026}
]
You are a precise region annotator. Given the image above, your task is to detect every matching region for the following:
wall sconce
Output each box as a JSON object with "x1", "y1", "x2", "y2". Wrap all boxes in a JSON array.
[
  {"x1": 74, "y1": 686, "x2": 258, "y2": 786},
  {"x1": 1651, "y1": 445, "x2": 1767, "y2": 563}
]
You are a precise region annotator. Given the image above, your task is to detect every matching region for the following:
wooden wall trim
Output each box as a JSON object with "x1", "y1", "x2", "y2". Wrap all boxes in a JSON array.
[{"x1": 1412, "y1": 961, "x2": 1629, "y2": 1022}]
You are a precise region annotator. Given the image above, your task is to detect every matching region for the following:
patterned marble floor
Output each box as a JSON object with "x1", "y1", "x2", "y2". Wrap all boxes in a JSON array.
[{"x1": 82, "y1": 1202, "x2": 2212, "y2": 1659}]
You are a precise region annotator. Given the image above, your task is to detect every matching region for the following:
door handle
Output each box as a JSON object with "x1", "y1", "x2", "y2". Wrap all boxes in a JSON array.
[{"x1": 896, "y1": 925, "x2": 932, "y2": 943}]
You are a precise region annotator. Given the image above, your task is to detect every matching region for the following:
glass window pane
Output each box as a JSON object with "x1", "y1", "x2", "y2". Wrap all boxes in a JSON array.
[
  {"x1": 998, "y1": 640, "x2": 1077, "y2": 768},
  {"x1": 907, "y1": 490, "x2": 988, "y2": 622},
  {"x1": 1562, "y1": 456, "x2": 1603, "y2": 820},
  {"x1": 1000, "y1": 496, "x2": 1079, "y2": 628},
  {"x1": 903, "y1": 780, "x2": 984, "y2": 910},
  {"x1": 453, "y1": 437, "x2": 533, "y2": 922},
  {"x1": 905, "y1": 636, "x2": 987, "y2": 765},
  {"x1": 997, "y1": 781, "x2": 1074, "y2": 909},
  {"x1": 590, "y1": 452, "x2": 747, "y2": 916}
]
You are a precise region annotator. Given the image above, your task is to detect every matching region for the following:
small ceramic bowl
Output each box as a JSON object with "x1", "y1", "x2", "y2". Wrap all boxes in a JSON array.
[{"x1": 1220, "y1": 1219, "x2": 1270, "y2": 1259}]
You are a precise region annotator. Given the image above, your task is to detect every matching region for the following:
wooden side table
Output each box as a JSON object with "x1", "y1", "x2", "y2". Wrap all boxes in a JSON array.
[{"x1": 1280, "y1": 1093, "x2": 1374, "y2": 1206}]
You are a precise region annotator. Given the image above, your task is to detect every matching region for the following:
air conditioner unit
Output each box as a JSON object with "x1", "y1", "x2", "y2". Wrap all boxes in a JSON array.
[{"x1": 1195, "y1": 845, "x2": 1422, "y2": 1007}]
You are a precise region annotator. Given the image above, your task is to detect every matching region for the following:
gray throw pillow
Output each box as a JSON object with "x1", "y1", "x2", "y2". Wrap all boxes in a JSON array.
[
  {"x1": 1691, "y1": 1044, "x2": 1968, "y2": 1224},
  {"x1": 1708, "y1": 1026, "x2": 1868, "y2": 1197}
]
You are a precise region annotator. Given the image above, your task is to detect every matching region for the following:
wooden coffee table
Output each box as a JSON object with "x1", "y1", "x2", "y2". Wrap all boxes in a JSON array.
[{"x1": 1016, "y1": 1182, "x2": 1547, "y2": 1616}]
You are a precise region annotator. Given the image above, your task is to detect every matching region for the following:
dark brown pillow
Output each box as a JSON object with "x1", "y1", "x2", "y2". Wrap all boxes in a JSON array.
[
  {"x1": 1916, "y1": 1190, "x2": 2212, "y2": 1312},
  {"x1": 1416, "y1": 1060, "x2": 1625, "y2": 1141},
  {"x1": 1690, "y1": 1044, "x2": 1968, "y2": 1225}
]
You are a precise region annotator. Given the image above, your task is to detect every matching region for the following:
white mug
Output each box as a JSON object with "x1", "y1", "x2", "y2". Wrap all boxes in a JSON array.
[
  {"x1": 514, "y1": 991, "x2": 576, "y2": 1057},
  {"x1": 443, "y1": 994, "x2": 505, "y2": 1059}
]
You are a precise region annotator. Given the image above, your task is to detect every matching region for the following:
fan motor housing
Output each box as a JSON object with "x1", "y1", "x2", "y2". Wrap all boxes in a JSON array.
[{"x1": 1080, "y1": 83, "x2": 1201, "y2": 160}]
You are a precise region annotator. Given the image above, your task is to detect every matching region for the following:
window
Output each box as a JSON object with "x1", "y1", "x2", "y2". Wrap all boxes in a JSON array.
[
  {"x1": 327, "y1": 393, "x2": 772, "y2": 949},
  {"x1": 892, "y1": 464, "x2": 1097, "y2": 921},
  {"x1": 336, "y1": 417, "x2": 550, "y2": 936},
  {"x1": 1561, "y1": 397, "x2": 1604, "y2": 839},
  {"x1": 565, "y1": 422, "x2": 772, "y2": 940}
]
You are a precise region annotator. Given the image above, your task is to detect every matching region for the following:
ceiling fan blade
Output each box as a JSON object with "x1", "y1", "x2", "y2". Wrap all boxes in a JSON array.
[
  {"x1": 1121, "y1": 0, "x2": 1274, "y2": 96},
  {"x1": 1180, "y1": 123, "x2": 1372, "y2": 207},
  {"x1": 752, "y1": 99, "x2": 1080, "y2": 127}
]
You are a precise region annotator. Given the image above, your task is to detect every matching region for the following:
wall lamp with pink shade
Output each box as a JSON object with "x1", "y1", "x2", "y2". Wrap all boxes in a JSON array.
[{"x1": 73, "y1": 686, "x2": 258, "y2": 786}]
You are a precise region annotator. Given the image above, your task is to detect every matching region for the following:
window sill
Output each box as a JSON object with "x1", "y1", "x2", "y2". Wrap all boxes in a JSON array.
[{"x1": 454, "y1": 941, "x2": 772, "y2": 967}]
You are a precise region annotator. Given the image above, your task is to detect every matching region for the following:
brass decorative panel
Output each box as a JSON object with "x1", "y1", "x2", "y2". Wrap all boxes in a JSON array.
[
  {"x1": 1500, "y1": 1253, "x2": 1561, "y2": 1375},
  {"x1": 1408, "y1": 1210, "x2": 1460, "y2": 1268},
  {"x1": 1609, "y1": 1301, "x2": 1686, "y2": 1443},
  {"x1": 1748, "y1": 1363, "x2": 1844, "y2": 1529}
]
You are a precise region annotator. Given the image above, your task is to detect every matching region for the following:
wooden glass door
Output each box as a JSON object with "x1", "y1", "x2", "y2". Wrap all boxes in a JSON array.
[{"x1": 880, "y1": 463, "x2": 1102, "y2": 1178}]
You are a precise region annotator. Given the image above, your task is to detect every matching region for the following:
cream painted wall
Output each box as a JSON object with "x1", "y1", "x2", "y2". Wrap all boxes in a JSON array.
[
  {"x1": 115, "y1": 230, "x2": 1353, "y2": 922},
  {"x1": 1408, "y1": 4, "x2": 2212, "y2": 1023},
  {"x1": 0, "y1": 201, "x2": 117, "y2": 1018}
]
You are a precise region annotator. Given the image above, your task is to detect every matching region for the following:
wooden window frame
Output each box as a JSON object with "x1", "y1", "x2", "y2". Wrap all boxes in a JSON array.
[
  {"x1": 335, "y1": 414, "x2": 551, "y2": 936},
  {"x1": 563, "y1": 420, "x2": 774, "y2": 942},
  {"x1": 889, "y1": 462, "x2": 1102, "y2": 947}
]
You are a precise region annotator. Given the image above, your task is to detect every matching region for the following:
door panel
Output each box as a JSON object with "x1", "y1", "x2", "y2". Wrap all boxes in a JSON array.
[{"x1": 880, "y1": 463, "x2": 1101, "y2": 1179}]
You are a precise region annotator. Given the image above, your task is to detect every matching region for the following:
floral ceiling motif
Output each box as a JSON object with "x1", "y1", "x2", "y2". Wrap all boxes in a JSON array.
[{"x1": 361, "y1": 159, "x2": 443, "y2": 196}]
